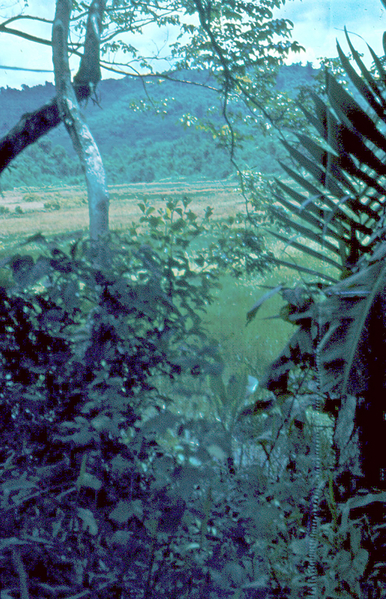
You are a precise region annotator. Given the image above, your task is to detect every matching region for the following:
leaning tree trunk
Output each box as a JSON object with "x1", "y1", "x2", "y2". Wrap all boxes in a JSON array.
[{"x1": 52, "y1": 0, "x2": 109, "y2": 242}]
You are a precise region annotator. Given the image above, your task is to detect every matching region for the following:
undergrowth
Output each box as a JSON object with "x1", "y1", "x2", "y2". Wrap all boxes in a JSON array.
[{"x1": 0, "y1": 198, "x2": 377, "y2": 598}]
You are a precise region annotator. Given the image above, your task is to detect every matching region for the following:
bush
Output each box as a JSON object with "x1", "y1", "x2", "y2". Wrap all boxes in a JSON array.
[
  {"x1": 0, "y1": 201, "x2": 340, "y2": 598},
  {"x1": 23, "y1": 192, "x2": 41, "y2": 202},
  {"x1": 0, "y1": 232, "x2": 214, "y2": 595},
  {"x1": 44, "y1": 201, "x2": 61, "y2": 210}
]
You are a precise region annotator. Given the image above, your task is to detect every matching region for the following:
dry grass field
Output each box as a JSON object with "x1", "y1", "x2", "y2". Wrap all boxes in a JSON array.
[{"x1": 0, "y1": 180, "x2": 245, "y2": 242}]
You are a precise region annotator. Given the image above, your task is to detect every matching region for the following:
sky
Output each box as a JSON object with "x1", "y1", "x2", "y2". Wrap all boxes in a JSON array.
[
  {"x1": 277, "y1": 0, "x2": 386, "y2": 64},
  {"x1": 0, "y1": 0, "x2": 385, "y2": 89}
]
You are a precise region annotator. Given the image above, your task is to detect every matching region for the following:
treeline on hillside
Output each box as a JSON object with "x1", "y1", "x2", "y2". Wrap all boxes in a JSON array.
[{"x1": 0, "y1": 64, "x2": 318, "y2": 190}]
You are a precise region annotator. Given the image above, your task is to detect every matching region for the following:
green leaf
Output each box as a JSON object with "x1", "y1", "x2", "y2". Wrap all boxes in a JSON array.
[
  {"x1": 267, "y1": 229, "x2": 342, "y2": 271},
  {"x1": 209, "y1": 374, "x2": 227, "y2": 403},
  {"x1": 367, "y1": 40, "x2": 386, "y2": 81},
  {"x1": 77, "y1": 508, "x2": 98, "y2": 535},
  {"x1": 109, "y1": 500, "x2": 134, "y2": 524},
  {"x1": 76, "y1": 472, "x2": 102, "y2": 491},
  {"x1": 109, "y1": 531, "x2": 133, "y2": 546},
  {"x1": 111, "y1": 455, "x2": 132, "y2": 474},
  {"x1": 305, "y1": 95, "x2": 386, "y2": 196},
  {"x1": 206, "y1": 444, "x2": 228, "y2": 461},
  {"x1": 326, "y1": 71, "x2": 386, "y2": 151},
  {"x1": 269, "y1": 257, "x2": 337, "y2": 283},
  {"x1": 338, "y1": 36, "x2": 386, "y2": 117},
  {"x1": 62, "y1": 279, "x2": 80, "y2": 310},
  {"x1": 281, "y1": 139, "x2": 350, "y2": 198},
  {"x1": 350, "y1": 527, "x2": 361, "y2": 555},
  {"x1": 272, "y1": 194, "x2": 347, "y2": 253},
  {"x1": 301, "y1": 126, "x2": 386, "y2": 198},
  {"x1": 352, "y1": 548, "x2": 369, "y2": 577},
  {"x1": 275, "y1": 177, "x2": 364, "y2": 237},
  {"x1": 21, "y1": 232, "x2": 47, "y2": 246},
  {"x1": 226, "y1": 369, "x2": 248, "y2": 406},
  {"x1": 246, "y1": 285, "x2": 283, "y2": 323},
  {"x1": 295, "y1": 133, "x2": 357, "y2": 194},
  {"x1": 269, "y1": 206, "x2": 336, "y2": 252},
  {"x1": 243, "y1": 576, "x2": 270, "y2": 590},
  {"x1": 140, "y1": 411, "x2": 180, "y2": 437}
]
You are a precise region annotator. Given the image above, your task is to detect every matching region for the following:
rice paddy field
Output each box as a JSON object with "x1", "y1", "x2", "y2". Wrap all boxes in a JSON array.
[{"x1": 0, "y1": 180, "x2": 244, "y2": 239}]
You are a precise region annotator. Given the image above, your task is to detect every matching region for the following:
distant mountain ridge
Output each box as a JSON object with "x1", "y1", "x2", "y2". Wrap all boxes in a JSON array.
[{"x1": 0, "y1": 65, "x2": 318, "y2": 190}]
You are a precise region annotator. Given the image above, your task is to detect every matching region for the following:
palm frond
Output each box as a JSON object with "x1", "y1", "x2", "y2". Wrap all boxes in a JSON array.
[{"x1": 262, "y1": 31, "x2": 386, "y2": 398}]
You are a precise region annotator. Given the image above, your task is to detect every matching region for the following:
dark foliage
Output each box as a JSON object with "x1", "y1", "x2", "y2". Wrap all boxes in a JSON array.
[
  {"x1": 0, "y1": 199, "x2": 318, "y2": 598},
  {"x1": 249, "y1": 23, "x2": 386, "y2": 597}
]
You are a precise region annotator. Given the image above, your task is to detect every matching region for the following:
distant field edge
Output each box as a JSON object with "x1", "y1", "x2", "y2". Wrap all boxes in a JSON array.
[{"x1": 0, "y1": 179, "x2": 245, "y2": 241}]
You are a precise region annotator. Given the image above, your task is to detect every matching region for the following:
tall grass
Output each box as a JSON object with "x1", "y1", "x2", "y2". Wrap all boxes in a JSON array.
[{"x1": 202, "y1": 272, "x2": 293, "y2": 380}]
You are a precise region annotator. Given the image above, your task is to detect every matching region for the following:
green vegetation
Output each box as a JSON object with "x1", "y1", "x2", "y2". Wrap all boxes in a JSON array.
[
  {"x1": 0, "y1": 64, "x2": 317, "y2": 190},
  {"x1": 3, "y1": 0, "x2": 386, "y2": 594},
  {"x1": 0, "y1": 195, "x2": 318, "y2": 598},
  {"x1": 1, "y1": 64, "x2": 383, "y2": 594},
  {"x1": 0, "y1": 174, "x2": 354, "y2": 596},
  {"x1": 244, "y1": 23, "x2": 386, "y2": 598}
]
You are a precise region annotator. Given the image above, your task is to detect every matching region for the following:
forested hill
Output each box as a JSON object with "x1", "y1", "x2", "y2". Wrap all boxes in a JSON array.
[{"x1": 0, "y1": 64, "x2": 317, "y2": 190}]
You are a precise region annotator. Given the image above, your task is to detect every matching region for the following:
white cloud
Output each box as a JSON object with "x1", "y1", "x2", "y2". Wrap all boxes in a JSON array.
[{"x1": 276, "y1": 0, "x2": 386, "y2": 65}]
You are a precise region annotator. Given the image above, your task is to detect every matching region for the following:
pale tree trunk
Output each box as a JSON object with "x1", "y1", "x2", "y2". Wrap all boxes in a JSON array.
[{"x1": 52, "y1": 0, "x2": 109, "y2": 242}]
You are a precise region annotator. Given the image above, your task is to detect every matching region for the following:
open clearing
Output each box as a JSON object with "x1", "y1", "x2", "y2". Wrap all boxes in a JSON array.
[{"x1": 0, "y1": 180, "x2": 244, "y2": 241}]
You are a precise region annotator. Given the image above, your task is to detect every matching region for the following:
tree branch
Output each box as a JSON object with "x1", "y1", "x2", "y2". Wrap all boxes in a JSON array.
[
  {"x1": 0, "y1": 99, "x2": 61, "y2": 173},
  {"x1": 0, "y1": 24, "x2": 52, "y2": 46},
  {"x1": 2, "y1": 14, "x2": 53, "y2": 27}
]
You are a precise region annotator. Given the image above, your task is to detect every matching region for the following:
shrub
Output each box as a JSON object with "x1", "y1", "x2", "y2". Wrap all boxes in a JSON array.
[
  {"x1": 23, "y1": 192, "x2": 40, "y2": 202},
  {"x1": 0, "y1": 201, "x2": 327, "y2": 598},
  {"x1": 44, "y1": 201, "x2": 61, "y2": 210}
]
